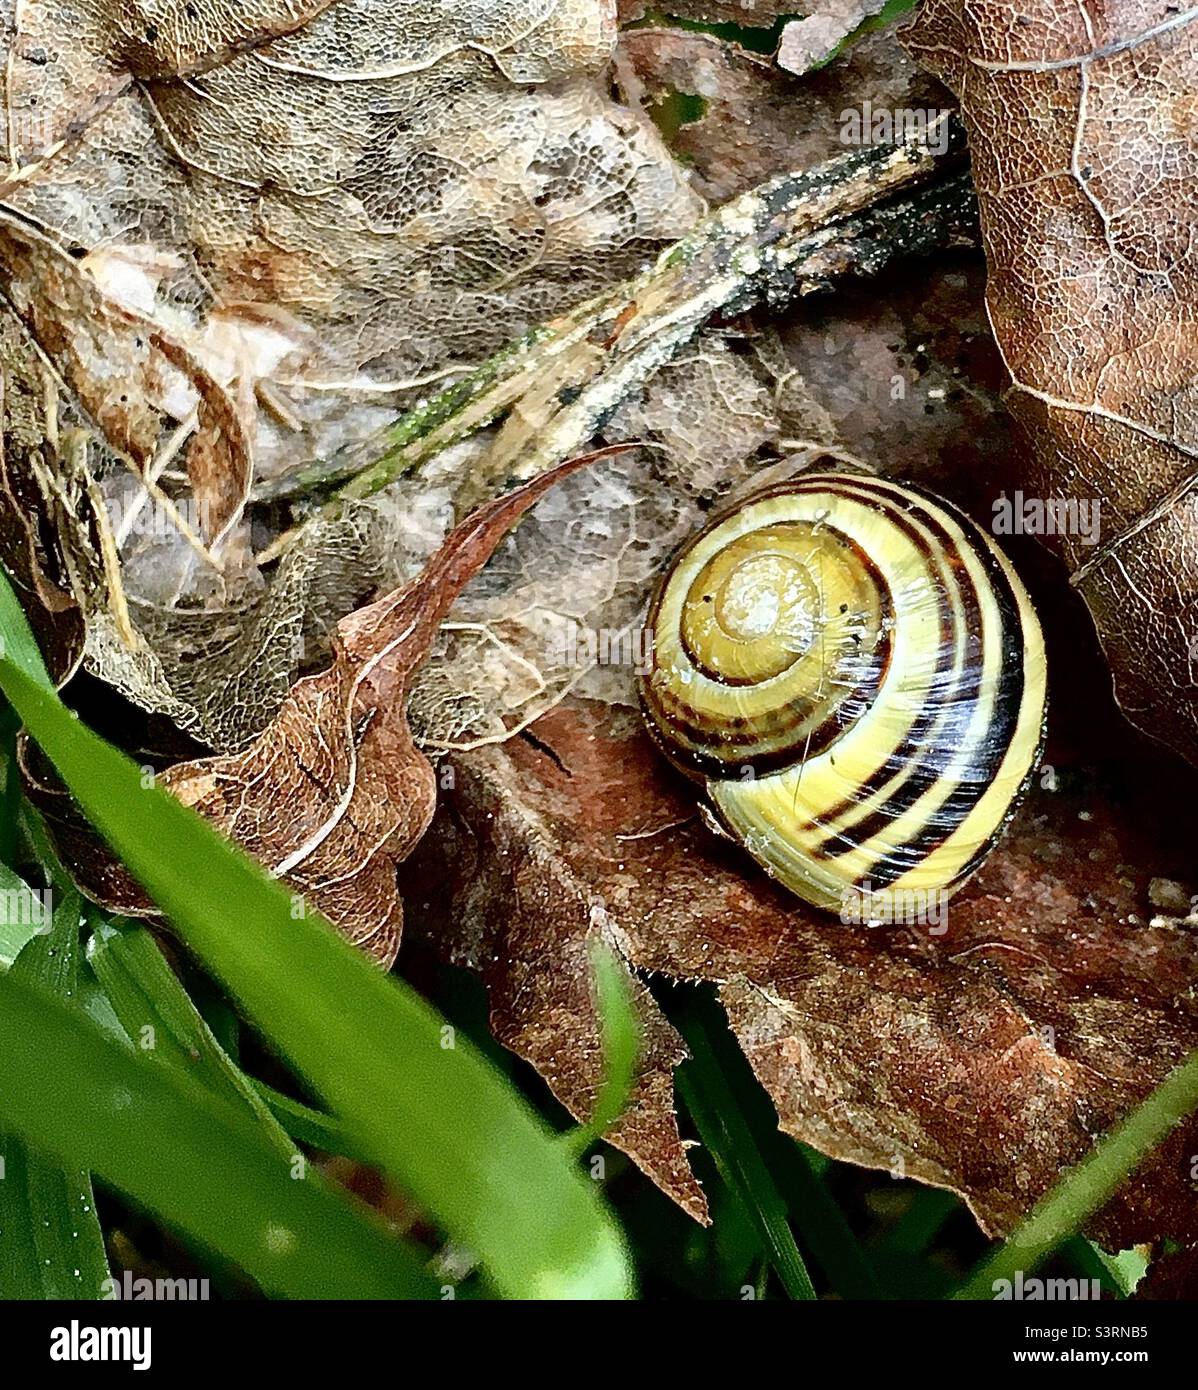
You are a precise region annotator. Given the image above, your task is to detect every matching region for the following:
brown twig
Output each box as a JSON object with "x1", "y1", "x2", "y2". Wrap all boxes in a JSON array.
[{"x1": 257, "y1": 118, "x2": 971, "y2": 559}]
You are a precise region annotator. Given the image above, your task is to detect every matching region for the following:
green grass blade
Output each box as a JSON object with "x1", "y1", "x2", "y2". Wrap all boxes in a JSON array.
[
  {"x1": 672, "y1": 990, "x2": 885, "y2": 1299},
  {"x1": 0, "y1": 570, "x2": 55, "y2": 692},
  {"x1": 676, "y1": 1002, "x2": 816, "y2": 1300},
  {"x1": 0, "y1": 610, "x2": 631, "y2": 1300},
  {"x1": 773, "y1": 1141, "x2": 888, "y2": 1299},
  {"x1": 0, "y1": 711, "x2": 20, "y2": 866},
  {"x1": 0, "y1": 561, "x2": 72, "y2": 974},
  {"x1": 251, "y1": 1082, "x2": 368, "y2": 1160},
  {"x1": 954, "y1": 1050, "x2": 1198, "y2": 1299},
  {"x1": 0, "y1": 967, "x2": 437, "y2": 1297},
  {"x1": 565, "y1": 941, "x2": 640, "y2": 1157},
  {"x1": 1061, "y1": 1235, "x2": 1138, "y2": 1299},
  {"x1": 1085, "y1": 1241, "x2": 1148, "y2": 1297},
  {"x1": 86, "y1": 916, "x2": 295, "y2": 1153},
  {"x1": 0, "y1": 888, "x2": 111, "y2": 1298}
]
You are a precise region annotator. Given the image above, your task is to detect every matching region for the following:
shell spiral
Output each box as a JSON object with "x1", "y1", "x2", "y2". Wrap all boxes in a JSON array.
[{"x1": 639, "y1": 472, "x2": 1047, "y2": 911}]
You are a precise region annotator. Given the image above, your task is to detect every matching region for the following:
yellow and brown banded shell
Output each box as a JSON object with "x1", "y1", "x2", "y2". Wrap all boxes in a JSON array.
[{"x1": 639, "y1": 472, "x2": 1047, "y2": 911}]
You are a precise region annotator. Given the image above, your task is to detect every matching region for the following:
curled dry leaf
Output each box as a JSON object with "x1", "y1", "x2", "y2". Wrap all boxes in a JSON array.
[
  {"x1": 619, "y1": 0, "x2": 898, "y2": 75},
  {"x1": 0, "y1": 218, "x2": 253, "y2": 546},
  {"x1": 37, "y1": 452, "x2": 624, "y2": 966},
  {"x1": 904, "y1": 0, "x2": 1198, "y2": 766}
]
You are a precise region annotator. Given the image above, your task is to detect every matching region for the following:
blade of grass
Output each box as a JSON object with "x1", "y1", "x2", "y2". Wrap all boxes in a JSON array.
[
  {"x1": 0, "y1": 966, "x2": 438, "y2": 1297},
  {"x1": 0, "y1": 887, "x2": 111, "y2": 1298},
  {"x1": 675, "y1": 999, "x2": 816, "y2": 1300},
  {"x1": 0, "y1": 583, "x2": 631, "y2": 1300},
  {"x1": 954, "y1": 1049, "x2": 1198, "y2": 1299},
  {"x1": 564, "y1": 941, "x2": 640, "y2": 1157},
  {"x1": 0, "y1": 709, "x2": 19, "y2": 866},
  {"x1": 190, "y1": 981, "x2": 241, "y2": 1061},
  {"x1": 0, "y1": 572, "x2": 56, "y2": 691},
  {"x1": 86, "y1": 915, "x2": 294, "y2": 1154},
  {"x1": 251, "y1": 1081, "x2": 368, "y2": 1160},
  {"x1": 1087, "y1": 1241, "x2": 1148, "y2": 1297},
  {"x1": 774, "y1": 1139, "x2": 889, "y2": 1299},
  {"x1": 1061, "y1": 1236, "x2": 1136, "y2": 1299},
  {"x1": 672, "y1": 989, "x2": 886, "y2": 1299}
]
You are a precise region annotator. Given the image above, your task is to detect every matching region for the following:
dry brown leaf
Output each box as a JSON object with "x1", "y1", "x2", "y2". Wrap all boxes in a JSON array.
[
  {"x1": 617, "y1": 21, "x2": 952, "y2": 203},
  {"x1": 3, "y1": 0, "x2": 337, "y2": 170},
  {"x1": 904, "y1": 0, "x2": 1198, "y2": 766},
  {"x1": 0, "y1": 0, "x2": 701, "y2": 749},
  {"x1": 405, "y1": 689, "x2": 1198, "y2": 1244},
  {"x1": 36, "y1": 450, "x2": 627, "y2": 964},
  {"x1": 0, "y1": 218, "x2": 252, "y2": 545}
]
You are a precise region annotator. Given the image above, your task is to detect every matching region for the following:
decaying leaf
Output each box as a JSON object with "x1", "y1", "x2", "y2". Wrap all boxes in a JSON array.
[
  {"x1": 0, "y1": 217, "x2": 253, "y2": 547},
  {"x1": 616, "y1": 21, "x2": 952, "y2": 203},
  {"x1": 42, "y1": 452, "x2": 627, "y2": 965},
  {"x1": 904, "y1": 0, "x2": 1198, "y2": 766},
  {"x1": 405, "y1": 691, "x2": 1198, "y2": 1244},
  {"x1": 0, "y1": 0, "x2": 701, "y2": 747}
]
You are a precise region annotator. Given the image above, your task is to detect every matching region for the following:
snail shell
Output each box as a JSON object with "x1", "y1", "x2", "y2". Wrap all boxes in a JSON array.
[{"x1": 639, "y1": 472, "x2": 1047, "y2": 910}]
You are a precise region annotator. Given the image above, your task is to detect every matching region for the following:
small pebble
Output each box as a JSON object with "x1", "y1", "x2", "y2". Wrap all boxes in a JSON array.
[{"x1": 1148, "y1": 877, "x2": 1192, "y2": 916}]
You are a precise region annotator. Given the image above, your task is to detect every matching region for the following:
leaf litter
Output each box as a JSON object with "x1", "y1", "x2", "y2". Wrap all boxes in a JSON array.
[{"x1": 0, "y1": 0, "x2": 1196, "y2": 1259}]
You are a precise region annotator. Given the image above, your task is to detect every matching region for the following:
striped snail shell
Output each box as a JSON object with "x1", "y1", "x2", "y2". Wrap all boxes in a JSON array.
[{"x1": 639, "y1": 471, "x2": 1047, "y2": 911}]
